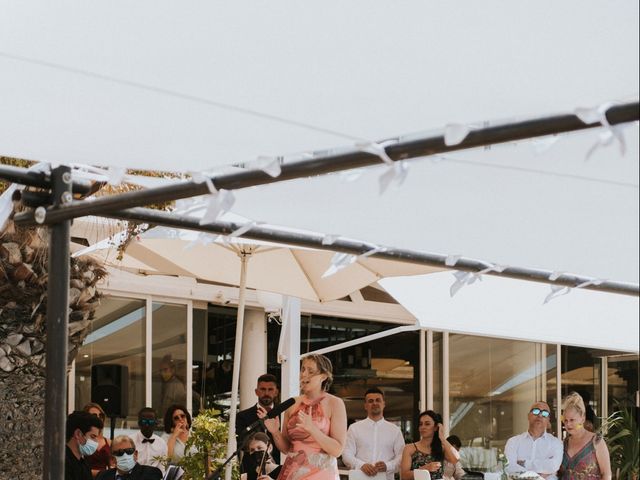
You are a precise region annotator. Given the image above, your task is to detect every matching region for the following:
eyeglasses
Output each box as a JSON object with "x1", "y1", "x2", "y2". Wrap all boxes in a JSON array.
[
  {"x1": 530, "y1": 408, "x2": 551, "y2": 418},
  {"x1": 173, "y1": 413, "x2": 187, "y2": 421},
  {"x1": 112, "y1": 448, "x2": 135, "y2": 457},
  {"x1": 90, "y1": 412, "x2": 105, "y2": 420},
  {"x1": 140, "y1": 419, "x2": 156, "y2": 426}
]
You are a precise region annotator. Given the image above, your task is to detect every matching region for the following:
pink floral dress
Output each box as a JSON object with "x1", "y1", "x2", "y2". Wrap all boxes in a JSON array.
[{"x1": 277, "y1": 394, "x2": 339, "y2": 480}]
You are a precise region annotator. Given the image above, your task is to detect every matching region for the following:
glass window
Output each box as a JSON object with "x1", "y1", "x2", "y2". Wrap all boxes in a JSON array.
[
  {"x1": 74, "y1": 297, "x2": 146, "y2": 428},
  {"x1": 152, "y1": 301, "x2": 188, "y2": 424},
  {"x1": 561, "y1": 346, "x2": 604, "y2": 431},
  {"x1": 203, "y1": 305, "x2": 240, "y2": 412},
  {"x1": 449, "y1": 335, "x2": 556, "y2": 471},
  {"x1": 607, "y1": 354, "x2": 639, "y2": 410},
  {"x1": 295, "y1": 315, "x2": 419, "y2": 440},
  {"x1": 192, "y1": 308, "x2": 208, "y2": 416}
]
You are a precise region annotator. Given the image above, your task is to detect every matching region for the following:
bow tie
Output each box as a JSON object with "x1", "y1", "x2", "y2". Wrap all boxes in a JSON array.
[{"x1": 142, "y1": 438, "x2": 155, "y2": 444}]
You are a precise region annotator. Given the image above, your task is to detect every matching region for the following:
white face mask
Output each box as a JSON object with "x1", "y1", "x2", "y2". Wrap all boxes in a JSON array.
[
  {"x1": 78, "y1": 436, "x2": 99, "y2": 457},
  {"x1": 116, "y1": 453, "x2": 136, "y2": 472}
]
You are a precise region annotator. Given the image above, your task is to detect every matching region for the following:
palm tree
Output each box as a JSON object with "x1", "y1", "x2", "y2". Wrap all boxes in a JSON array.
[
  {"x1": 1, "y1": 156, "x2": 107, "y2": 478},
  {"x1": 1, "y1": 156, "x2": 176, "y2": 478}
]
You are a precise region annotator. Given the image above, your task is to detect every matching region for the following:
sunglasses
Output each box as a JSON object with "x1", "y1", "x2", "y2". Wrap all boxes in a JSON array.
[
  {"x1": 530, "y1": 408, "x2": 551, "y2": 418},
  {"x1": 173, "y1": 413, "x2": 187, "y2": 421},
  {"x1": 112, "y1": 448, "x2": 135, "y2": 457},
  {"x1": 140, "y1": 419, "x2": 156, "y2": 426},
  {"x1": 90, "y1": 412, "x2": 105, "y2": 420}
]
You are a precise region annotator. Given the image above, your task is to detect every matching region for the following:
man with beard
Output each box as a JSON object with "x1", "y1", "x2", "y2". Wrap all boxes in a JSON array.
[
  {"x1": 343, "y1": 387, "x2": 405, "y2": 480},
  {"x1": 236, "y1": 374, "x2": 281, "y2": 471},
  {"x1": 132, "y1": 408, "x2": 168, "y2": 474},
  {"x1": 505, "y1": 401, "x2": 563, "y2": 479}
]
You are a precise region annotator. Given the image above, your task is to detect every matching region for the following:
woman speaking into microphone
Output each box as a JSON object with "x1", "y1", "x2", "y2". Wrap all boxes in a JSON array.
[{"x1": 263, "y1": 354, "x2": 347, "y2": 480}]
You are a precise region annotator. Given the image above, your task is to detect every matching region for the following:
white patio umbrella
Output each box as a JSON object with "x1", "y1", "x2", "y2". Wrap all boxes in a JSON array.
[{"x1": 76, "y1": 214, "x2": 441, "y2": 472}]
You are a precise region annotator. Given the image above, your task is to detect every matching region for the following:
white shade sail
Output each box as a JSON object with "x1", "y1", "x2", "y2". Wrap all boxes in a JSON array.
[
  {"x1": 380, "y1": 273, "x2": 639, "y2": 353},
  {"x1": 0, "y1": 1, "x2": 637, "y2": 172},
  {"x1": 231, "y1": 128, "x2": 640, "y2": 284}
]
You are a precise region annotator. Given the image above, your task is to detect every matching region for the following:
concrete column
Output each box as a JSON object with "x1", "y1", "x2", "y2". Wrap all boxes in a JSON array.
[{"x1": 240, "y1": 309, "x2": 267, "y2": 409}]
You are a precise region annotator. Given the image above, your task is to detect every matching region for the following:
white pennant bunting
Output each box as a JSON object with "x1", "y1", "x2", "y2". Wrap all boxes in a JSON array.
[
  {"x1": 358, "y1": 246, "x2": 388, "y2": 259},
  {"x1": 543, "y1": 285, "x2": 571, "y2": 304},
  {"x1": 378, "y1": 161, "x2": 409, "y2": 195},
  {"x1": 321, "y1": 234, "x2": 340, "y2": 245},
  {"x1": 444, "y1": 123, "x2": 471, "y2": 146},
  {"x1": 255, "y1": 156, "x2": 282, "y2": 178},
  {"x1": 449, "y1": 263, "x2": 506, "y2": 297},
  {"x1": 357, "y1": 141, "x2": 395, "y2": 165},
  {"x1": 445, "y1": 254, "x2": 462, "y2": 267},
  {"x1": 322, "y1": 252, "x2": 357, "y2": 278},
  {"x1": 229, "y1": 221, "x2": 261, "y2": 238},
  {"x1": 107, "y1": 166, "x2": 126, "y2": 185},
  {"x1": 199, "y1": 189, "x2": 235, "y2": 225}
]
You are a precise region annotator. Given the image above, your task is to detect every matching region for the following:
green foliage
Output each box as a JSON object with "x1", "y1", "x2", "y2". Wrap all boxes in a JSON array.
[
  {"x1": 159, "y1": 409, "x2": 240, "y2": 480},
  {"x1": 603, "y1": 406, "x2": 639, "y2": 479}
]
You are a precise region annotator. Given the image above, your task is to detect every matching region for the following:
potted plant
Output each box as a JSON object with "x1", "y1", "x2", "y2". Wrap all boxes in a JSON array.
[
  {"x1": 160, "y1": 408, "x2": 239, "y2": 480},
  {"x1": 603, "y1": 405, "x2": 639, "y2": 480}
]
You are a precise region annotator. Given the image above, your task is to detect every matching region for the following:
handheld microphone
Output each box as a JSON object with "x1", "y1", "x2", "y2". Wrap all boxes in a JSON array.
[{"x1": 243, "y1": 397, "x2": 296, "y2": 433}]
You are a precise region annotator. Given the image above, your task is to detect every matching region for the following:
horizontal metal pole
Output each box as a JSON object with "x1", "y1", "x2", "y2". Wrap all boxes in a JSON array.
[
  {"x1": 13, "y1": 101, "x2": 639, "y2": 226},
  {"x1": 0, "y1": 164, "x2": 92, "y2": 195},
  {"x1": 103, "y1": 207, "x2": 639, "y2": 297}
]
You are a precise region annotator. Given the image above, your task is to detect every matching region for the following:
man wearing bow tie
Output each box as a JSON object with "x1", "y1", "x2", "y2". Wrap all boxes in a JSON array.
[{"x1": 132, "y1": 408, "x2": 168, "y2": 473}]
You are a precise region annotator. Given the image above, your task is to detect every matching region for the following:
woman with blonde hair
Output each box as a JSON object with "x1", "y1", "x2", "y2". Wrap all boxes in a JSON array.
[
  {"x1": 264, "y1": 353, "x2": 347, "y2": 480},
  {"x1": 82, "y1": 402, "x2": 112, "y2": 478},
  {"x1": 559, "y1": 392, "x2": 611, "y2": 480}
]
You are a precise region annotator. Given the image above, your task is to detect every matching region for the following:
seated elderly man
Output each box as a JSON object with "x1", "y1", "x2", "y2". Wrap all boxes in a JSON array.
[
  {"x1": 96, "y1": 435, "x2": 162, "y2": 480},
  {"x1": 505, "y1": 401, "x2": 563, "y2": 479}
]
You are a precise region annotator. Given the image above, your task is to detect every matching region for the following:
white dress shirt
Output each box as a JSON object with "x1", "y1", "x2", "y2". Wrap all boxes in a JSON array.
[
  {"x1": 342, "y1": 417, "x2": 405, "y2": 480},
  {"x1": 133, "y1": 431, "x2": 168, "y2": 473},
  {"x1": 504, "y1": 431, "x2": 563, "y2": 480}
]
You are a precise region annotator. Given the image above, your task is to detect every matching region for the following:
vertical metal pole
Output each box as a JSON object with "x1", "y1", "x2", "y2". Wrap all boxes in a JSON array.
[
  {"x1": 556, "y1": 344, "x2": 562, "y2": 439},
  {"x1": 601, "y1": 357, "x2": 608, "y2": 420},
  {"x1": 226, "y1": 252, "x2": 250, "y2": 480},
  {"x1": 442, "y1": 332, "x2": 450, "y2": 435},
  {"x1": 43, "y1": 165, "x2": 72, "y2": 480},
  {"x1": 145, "y1": 297, "x2": 152, "y2": 407},
  {"x1": 186, "y1": 300, "x2": 193, "y2": 415}
]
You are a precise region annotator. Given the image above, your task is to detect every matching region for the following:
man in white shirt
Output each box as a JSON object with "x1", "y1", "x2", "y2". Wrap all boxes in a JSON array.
[
  {"x1": 505, "y1": 401, "x2": 563, "y2": 479},
  {"x1": 343, "y1": 387, "x2": 405, "y2": 480},
  {"x1": 132, "y1": 407, "x2": 168, "y2": 474}
]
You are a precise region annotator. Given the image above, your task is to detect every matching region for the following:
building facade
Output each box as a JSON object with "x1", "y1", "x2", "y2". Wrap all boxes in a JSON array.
[{"x1": 70, "y1": 271, "x2": 639, "y2": 470}]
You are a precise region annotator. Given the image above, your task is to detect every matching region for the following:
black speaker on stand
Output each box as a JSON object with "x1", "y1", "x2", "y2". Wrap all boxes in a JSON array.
[{"x1": 91, "y1": 364, "x2": 129, "y2": 442}]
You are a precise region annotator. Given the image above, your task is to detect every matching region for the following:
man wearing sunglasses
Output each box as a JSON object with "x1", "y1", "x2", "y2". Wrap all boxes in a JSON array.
[
  {"x1": 132, "y1": 408, "x2": 168, "y2": 474},
  {"x1": 96, "y1": 435, "x2": 162, "y2": 480},
  {"x1": 504, "y1": 401, "x2": 563, "y2": 479}
]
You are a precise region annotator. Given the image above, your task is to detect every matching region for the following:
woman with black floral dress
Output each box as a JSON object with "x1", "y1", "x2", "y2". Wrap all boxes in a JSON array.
[{"x1": 400, "y1": 411, "x2": 459, "y2": 480}]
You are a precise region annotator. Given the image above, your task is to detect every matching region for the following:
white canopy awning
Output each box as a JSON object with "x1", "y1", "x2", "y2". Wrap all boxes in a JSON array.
[
  {"x1": 381, "y1": 272, "x2": 639, "y2": 353},
  {"x1": 1, "y1": 1, "x2": 638, "y2": 172}
]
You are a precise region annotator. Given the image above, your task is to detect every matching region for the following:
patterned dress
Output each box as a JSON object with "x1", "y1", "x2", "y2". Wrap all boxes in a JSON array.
[
  {"x1": 558, "y1": 435, "x2": 602, "y2": 480},
  {"x1": 410, "y1": 443, "x2": 444, "y2": 480},
  {"x1": 277, "y1": 394, "x2": 339, "y2": 480}
]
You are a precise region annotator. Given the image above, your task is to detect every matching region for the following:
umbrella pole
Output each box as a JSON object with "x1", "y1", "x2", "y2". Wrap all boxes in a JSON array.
[{"x1": 226, "y1": 251, "x2": 250, "y2": 480}]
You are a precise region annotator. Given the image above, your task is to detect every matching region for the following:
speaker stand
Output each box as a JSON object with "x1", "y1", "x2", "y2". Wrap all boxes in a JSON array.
[{"x1": 109, "y1": 415, "x2": 117, "y2": 443}]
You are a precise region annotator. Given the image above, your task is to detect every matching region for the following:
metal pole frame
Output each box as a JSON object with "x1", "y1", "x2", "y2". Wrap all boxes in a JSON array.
[
  {"x1": 42, "y1": 165, "x2": 72, "y2": 480},
  {"x1": 11, "y1": 102, "x2": 639, "y2": 227},
  {"x1": 103, "y1": 208, "x2": 638, "y2": 296}
]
